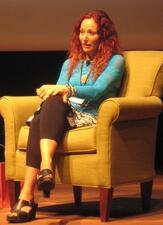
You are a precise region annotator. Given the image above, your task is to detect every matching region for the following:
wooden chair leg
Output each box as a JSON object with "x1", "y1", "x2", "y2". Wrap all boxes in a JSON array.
[
  {"x1": 100, "y1": 187, "x2": 113, "y2": 222},
  {"x1": 140, "y1": 180, "x2": 153, "y2": 212},
  {"x1": 7, "y1": 180, "x2": 20, "y2": 209},
  {"x1": 72, "y1": 186, "x2": 82, "y2": 207}
]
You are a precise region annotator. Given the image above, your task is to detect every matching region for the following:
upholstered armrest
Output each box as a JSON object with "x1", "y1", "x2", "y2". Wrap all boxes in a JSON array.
[
  {"x1": 96, "y1": 95, "x2": 162, "y2": 171},
  {"x1": 0, "y1": 96, "x2": 42, "y2": 179},
  {"x1": 96, "y1": 96, "x2": 163, "y2": 184},
  {"x1": 97, "y1": 96, "x2": 162, "y2": 142},
  {"x1": 98, "y1": 96, "x2": 163, "y2": 123}
]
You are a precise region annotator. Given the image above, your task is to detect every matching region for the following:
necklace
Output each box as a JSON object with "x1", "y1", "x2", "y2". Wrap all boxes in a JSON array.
[{"x1": 80, "y1": 61, "x2": 91, "y2": 85}]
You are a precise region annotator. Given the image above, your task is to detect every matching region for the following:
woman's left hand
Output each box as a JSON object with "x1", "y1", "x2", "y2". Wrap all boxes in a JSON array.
[{"x1": 36, "y1": 84, "x2": 69, "y2": 103}]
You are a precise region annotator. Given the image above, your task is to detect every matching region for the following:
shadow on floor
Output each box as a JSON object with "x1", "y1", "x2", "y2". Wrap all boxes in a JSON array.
[{"x1": 38, "y1": 197, "x2": 163, "y2": 219}]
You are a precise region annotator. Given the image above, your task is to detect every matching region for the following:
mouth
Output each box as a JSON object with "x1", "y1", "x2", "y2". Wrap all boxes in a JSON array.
[{"x1": 82, "y1": 44, "x2": 91, "y2": 49}]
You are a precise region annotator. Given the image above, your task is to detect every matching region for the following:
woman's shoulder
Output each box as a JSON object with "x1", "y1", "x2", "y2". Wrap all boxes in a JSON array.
[
  {"x1": 106, "y1": 54, "x2": 125, "y2": 69},
  {"x1": 110, "y1": 54, "x2": 125, "y2": 63},
  {"x1": 62, "y1": 58, "x2": 70, "y2": 67}
]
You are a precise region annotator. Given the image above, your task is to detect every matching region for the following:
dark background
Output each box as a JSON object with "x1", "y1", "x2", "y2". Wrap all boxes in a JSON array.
[
  {"x1": 0, "y1": 51, "x2": 67, "y2": 161},
  {"x1": 0, "y1": 51, "x2": 162, "y2": 171}
]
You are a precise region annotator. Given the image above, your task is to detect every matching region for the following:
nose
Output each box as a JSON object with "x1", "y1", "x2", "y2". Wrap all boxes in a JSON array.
[{"x1": 82, "y1": 33, "x2": 89, "y2": 42}]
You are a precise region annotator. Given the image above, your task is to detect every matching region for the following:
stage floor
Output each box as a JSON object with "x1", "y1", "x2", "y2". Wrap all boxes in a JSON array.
[{"x1": 1, "y1": 173, "x2": 163, "y2": 225}]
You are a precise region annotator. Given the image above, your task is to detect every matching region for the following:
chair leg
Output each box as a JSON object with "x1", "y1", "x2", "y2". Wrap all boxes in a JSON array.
[
  {"x1": 7, "y1": 180, "x2": 20, "y2": 209},
  {"x1": 72, "y1": 186, "x2": 82, "y2": 207},
  {"x1": 100, "y1": 187, "x2": 113, "y2": 222},
  {"x1": 140, "y1": 180, "x2": 153, "y2": 212}
]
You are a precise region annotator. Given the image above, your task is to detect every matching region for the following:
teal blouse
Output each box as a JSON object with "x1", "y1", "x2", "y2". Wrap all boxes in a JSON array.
[{"x1": 57, "y1": 54, "x2": 125, "y2": 115}]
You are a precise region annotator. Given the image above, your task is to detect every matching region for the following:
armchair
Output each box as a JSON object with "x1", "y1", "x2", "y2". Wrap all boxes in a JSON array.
[{"x1": 0, "y1": 51, "x2": 163, "y2": 221}]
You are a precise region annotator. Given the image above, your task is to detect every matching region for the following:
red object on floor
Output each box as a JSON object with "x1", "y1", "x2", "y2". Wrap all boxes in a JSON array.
[{"x1": 0, "y1": 162, "x2": 10, "y2": 208}]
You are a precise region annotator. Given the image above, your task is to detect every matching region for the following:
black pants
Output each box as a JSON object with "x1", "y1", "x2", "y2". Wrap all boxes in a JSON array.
[{"x1": 26, "y1": 95, "x2": 71, "y2": 169}]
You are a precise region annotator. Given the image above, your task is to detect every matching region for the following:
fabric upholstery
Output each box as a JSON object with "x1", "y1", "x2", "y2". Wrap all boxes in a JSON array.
[
  {"x1": 0, "y1": 51, "x2": 163, "y2": 189},
  {"x1": 121, "y1": 51, "x2": 163, "y2": 97},
  {"x1": 18, "y1": 125, "x2": 97, "y2": 154}
]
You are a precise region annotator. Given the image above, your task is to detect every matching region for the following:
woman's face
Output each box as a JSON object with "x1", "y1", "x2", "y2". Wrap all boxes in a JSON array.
[{"x1": 79, "y1": 18, "x2": 100, "y2": 59}]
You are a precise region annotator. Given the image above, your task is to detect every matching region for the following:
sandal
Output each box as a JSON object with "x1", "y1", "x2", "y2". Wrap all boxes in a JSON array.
[
  {"x1": 6, "y1": 199, "x2": 38, "y2": 223},
  {"x1": 37, "y1": 169, "x2": 55, "y2": 198}
]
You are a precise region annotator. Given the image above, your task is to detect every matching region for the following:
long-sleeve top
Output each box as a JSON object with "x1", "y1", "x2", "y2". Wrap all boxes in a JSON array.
[{"x1": 57, "y1": 54, "x2": 125, "y2": 115}]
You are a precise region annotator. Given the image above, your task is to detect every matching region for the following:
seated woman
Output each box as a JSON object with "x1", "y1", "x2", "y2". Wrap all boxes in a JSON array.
[{"x1": 7, "y1": 9, "x2": 125, "y2": 223}]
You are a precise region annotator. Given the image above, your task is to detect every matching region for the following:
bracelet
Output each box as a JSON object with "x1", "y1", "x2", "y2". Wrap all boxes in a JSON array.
[
  {"x1": 69, "y1": 85, "x2": 76, "y2": 96},
  {"x1": 66, "y1": 84, "x2": 75, "y2": 97},
  {"x1": 66, "y1": 84, "x2": 71, "y2": 97}
]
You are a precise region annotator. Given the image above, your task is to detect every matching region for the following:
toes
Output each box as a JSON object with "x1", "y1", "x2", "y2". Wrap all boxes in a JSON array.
[{"x1": 7, "y1": 212, "x2": 17, "y2": 217}]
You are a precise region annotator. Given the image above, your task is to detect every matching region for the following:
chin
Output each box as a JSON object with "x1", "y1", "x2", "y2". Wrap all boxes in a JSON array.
[{"x1": 83, "y1": 49, "x2": 91, "y2": 54}]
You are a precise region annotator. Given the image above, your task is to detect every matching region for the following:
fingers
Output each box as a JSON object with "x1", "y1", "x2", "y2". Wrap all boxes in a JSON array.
[
  {"x1": 36, "y1": 84, "x2": 68, "y2": 102},
  {"x1": 36, "y1": 85, "x2": 55, "y2": 100},
  {"x1": 62, "y1": 93, "x2": 68, "y2": 103}
]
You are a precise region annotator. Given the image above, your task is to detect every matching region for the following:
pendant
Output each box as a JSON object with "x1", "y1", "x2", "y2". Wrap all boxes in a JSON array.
[
  {"x1": 81, "y1": 74, "x2": 89, "y2": 84},
  {"x1": 81, "y1": 74, "x2": 88, "y2": 84}
]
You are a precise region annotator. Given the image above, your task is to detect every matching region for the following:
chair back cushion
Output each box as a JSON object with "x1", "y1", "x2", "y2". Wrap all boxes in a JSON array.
[{"x1": 121, "y1": 51, "x2": 163, "y2": 97}]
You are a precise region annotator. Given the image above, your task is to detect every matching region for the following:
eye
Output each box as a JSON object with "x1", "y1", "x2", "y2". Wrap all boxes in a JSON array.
[
  {"x1": 88, "y1": 31, "x2": 94, "y2": 35},
  {"x1": 80, "y1": 29, "x2": 85, "y2": 34},
  {"x1": 88, "y1": 30, "x2": 98, "y2": 36}
]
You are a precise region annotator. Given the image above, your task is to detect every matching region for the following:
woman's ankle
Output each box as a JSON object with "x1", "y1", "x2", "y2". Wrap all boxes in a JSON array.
[
  {"x1": 40, "y1": 161, "x2": 53, "y2": 171},
  {"x1": 19, "y1": 190, "x2": 34, "y2": 202}
]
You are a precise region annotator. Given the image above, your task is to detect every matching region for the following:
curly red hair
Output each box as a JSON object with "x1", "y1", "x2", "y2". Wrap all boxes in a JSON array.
[{"x1": 67, "y1": 10, "x2": 122, "y2": 80}]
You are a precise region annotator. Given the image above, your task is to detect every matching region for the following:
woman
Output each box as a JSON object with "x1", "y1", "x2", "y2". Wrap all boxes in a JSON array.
[{"x1": 7, "y1": 9, "x2": 125, "y2": 223}]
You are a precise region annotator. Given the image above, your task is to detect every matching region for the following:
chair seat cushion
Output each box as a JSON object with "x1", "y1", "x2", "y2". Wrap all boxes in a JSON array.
[{"x1": 18, "y1": 125, "x2": 97, "y2": 155}]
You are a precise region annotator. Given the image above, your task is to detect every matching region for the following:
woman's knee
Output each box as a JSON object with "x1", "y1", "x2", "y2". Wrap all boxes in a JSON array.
[
  {"x1": 44, "y1": 95, "x2": 63, "y2": 107},
  {"x1": 42, "y1": 95, "x2": 69, "y2": 113}
]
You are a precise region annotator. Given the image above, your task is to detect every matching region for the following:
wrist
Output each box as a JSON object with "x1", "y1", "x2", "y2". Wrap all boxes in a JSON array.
[
  {"x1": 66, "y1": 84, "x2": 75, "y2": 97},
  {"x1": 65, "y1": 84, "x2": 72, "y2": 97}
]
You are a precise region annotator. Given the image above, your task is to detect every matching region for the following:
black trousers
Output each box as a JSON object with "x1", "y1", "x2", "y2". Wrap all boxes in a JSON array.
[{"x1": 26, "y1": 95, "x2": 71, "y2": 169}]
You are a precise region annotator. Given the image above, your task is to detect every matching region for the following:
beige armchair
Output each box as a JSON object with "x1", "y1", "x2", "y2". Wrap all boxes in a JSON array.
[{"x1": 0, "y1": 51, "x2": 163, "y2": 221}]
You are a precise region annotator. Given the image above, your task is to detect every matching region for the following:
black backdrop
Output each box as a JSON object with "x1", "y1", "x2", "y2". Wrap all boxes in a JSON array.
[
  {"x1": 0, "y1": 51, "x2": 162, "y2": 171},
  {"x1": 0, "y1": 51, "x2": 67, "y2": 162},
  {"x1": 0, "y1": 51, "x2": 67, "y2": 96}
]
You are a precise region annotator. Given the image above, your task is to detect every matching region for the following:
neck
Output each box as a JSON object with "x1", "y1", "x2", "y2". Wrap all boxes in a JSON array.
[
  {"x1": 85, "y1": 52, "x2": 95, "y2": 61},
  {"x1": 86, "y1": 48, "x2": 99, "y2": 60},
  {"x1": 86, "y1": 60, "x2": 91, "y2": 66}
]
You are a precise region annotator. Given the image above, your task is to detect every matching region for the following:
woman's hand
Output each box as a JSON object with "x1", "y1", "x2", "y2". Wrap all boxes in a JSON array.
[{"x1": 36, "y1": 84, "x2": 69, "y2": 103}]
